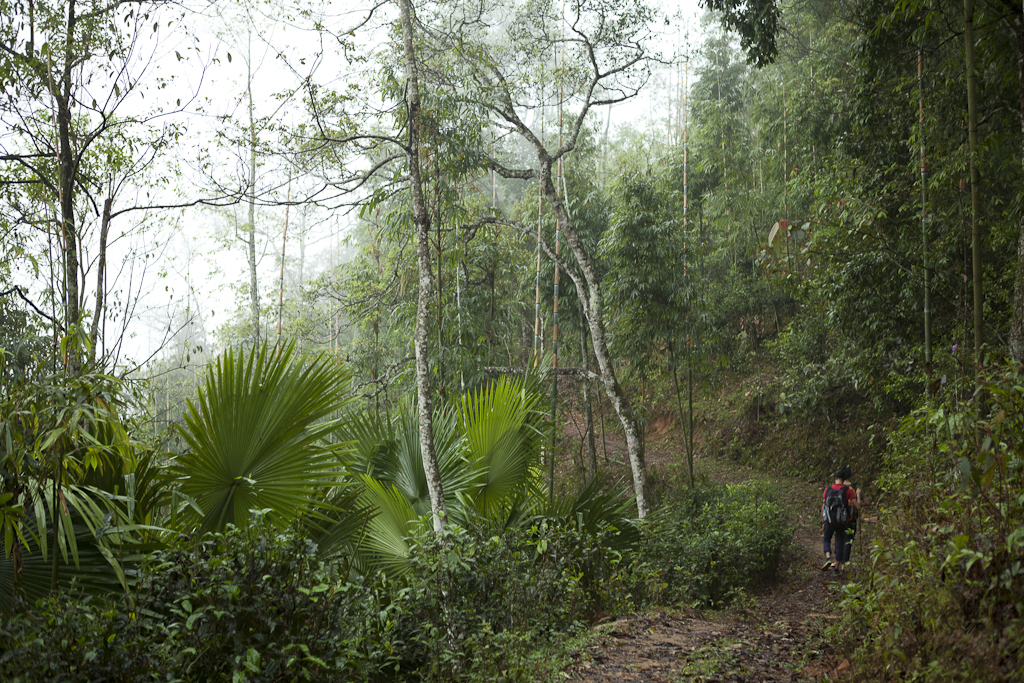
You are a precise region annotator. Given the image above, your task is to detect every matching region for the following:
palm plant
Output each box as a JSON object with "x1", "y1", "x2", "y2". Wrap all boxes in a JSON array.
[
  {"x1": 172, "y1": 342, "x2": 357, "y2": 535},
  {"x1": 338, "y1": 402, "x2": 470, "y2": 573},
  {"x1": 455, "y1": 375, "x2": 546, "y2": 523},
  {"x1": 339, "y1": 374, "x2": 550, "y2": 575},
  {"x1": 542, "y1": 473, "x2": 640, "y2": 553}
]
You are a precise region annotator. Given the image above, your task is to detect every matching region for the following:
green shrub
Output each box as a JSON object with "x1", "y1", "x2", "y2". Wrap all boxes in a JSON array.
[
  {"x1": 0, "y1": 512, "x2": 628, "y2": 683},
  {"x1": 1, "y1": 482, "x2": 794, "y2": 682},
  {"x1": 834, "y1": 360, "x2": 1024, "y2": 681},
  {"x1": 630, "y1": 483, "x2": 791, "y2": 608},
  {"x1": 402, "y1": 518, "x2": 632, "y2": 681},
  {"x1": 0, "y1": 518, "x2": 411, "y2": 682},
  {"x1": 0, "y1": 593, "x2": 171, "y2": 682}
]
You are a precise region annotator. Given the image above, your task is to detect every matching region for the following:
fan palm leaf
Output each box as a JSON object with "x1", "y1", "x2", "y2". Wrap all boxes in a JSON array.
[
  {"x1": 173, "y1": 343, "x2": 353, "y2": 534},
  {"x1": 337, "y1": 407, "x2": 396, "y2": 479},
  {"x1": 458, "y1": 375, "x2": 545, "y2": 520},
  {"x1": 390, "y1": 404, "x2": 469, "y2": 515},
  {"x1": 338, "y1": 403, "x2": 472, "y2": 515},
  {"x1": 356, "y1": 475, "x2": 424, "y2": 577},
  {"x1": 0, "y1": 520, "x2": 123, "y2": 613},
  {"x1": 544, "y1": 473, "x2": 640, "y2": 554},
  {"x1": 335, "y1": 375, "x2": 546, "y2": 576}
]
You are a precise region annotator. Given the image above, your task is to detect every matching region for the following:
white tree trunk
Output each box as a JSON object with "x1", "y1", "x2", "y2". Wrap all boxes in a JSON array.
[
  {"x1": 399, "y1": 0, "x2": 447, "y2": 532},
  {"x1": 539, "y1": 170, "x2": 649, "y2": 518}
]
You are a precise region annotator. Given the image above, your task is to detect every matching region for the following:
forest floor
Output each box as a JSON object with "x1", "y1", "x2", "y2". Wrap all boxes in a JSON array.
[{"x1": 551, "y1": 403, "x2": 874, "y2": 682}]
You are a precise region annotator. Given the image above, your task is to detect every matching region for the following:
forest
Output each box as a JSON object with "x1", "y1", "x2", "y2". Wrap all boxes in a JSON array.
[{"x1": 1, "y1": 0, "x2": 1023, "y2": 680}]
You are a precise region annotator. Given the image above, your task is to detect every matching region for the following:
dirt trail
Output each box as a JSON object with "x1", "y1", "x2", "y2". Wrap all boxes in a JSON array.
[{"x1": 556, "y1": 428, "x2": 861, "y2": 682}]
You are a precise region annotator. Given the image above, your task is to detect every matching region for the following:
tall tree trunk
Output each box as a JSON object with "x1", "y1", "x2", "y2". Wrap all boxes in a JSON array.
[
  {"x1": 298, "y1": 211, "x2": 307, "y2": 289},
  {"x1": 1009, "y1": 13, "x2": 1024, "y2": 363},
  {"x1": 669, "y1": 343, "x2": 695, "y2": 489},
  {"x1": 399, "y1": 0, "x2": 446, "y2": 533},
  {"x1": 58, "y1": 0, "x2": 78, "y2": 358},
  {"x1": 276, "y1": 171, "x2": 291, "y2": 353},
  {"x1": 919, "y1": 50, "x2": 933, "y2": 379},
  {"x1": 540, "y1": 171, "x2": 649, "y2": 518},
  {"x1": 580, "y1": 307, "x2": 597, "y2": 481},
  {"x1": 89, "y1": 197, "x2": 112, "y2": 359},
  {"x1": 964, "y1": 0, "x2": 983, "y2": 388},
  {"x1": 246, "y1": 38, "x2": 260, "y2": 349}
]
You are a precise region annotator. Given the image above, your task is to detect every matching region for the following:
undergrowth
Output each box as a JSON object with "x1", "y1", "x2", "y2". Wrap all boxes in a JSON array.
[
  {"x1": 0, "y1": 481, "x2": 789, "y2": 683},
  {"x1": 632, "y1": 483, "x2": 792, "y2": 609},
  {"x1": 833, "y1": 359, "x2": 1024, "y2": 682}
]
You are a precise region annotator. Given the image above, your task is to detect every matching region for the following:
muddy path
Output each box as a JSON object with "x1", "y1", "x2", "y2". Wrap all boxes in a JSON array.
[{"x1": 554, "y1": 424, "x2": 864, "y2": 682}]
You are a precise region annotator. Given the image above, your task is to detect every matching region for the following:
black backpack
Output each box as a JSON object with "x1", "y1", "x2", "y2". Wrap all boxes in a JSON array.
[{"x1": 823, "y1": 485, "x2": 850, "y2": 526}]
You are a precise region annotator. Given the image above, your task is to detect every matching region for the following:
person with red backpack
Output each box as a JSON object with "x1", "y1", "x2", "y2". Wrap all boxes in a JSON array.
[{"x1": 821, "y1": 468, "x2": 859, "y2": 572}]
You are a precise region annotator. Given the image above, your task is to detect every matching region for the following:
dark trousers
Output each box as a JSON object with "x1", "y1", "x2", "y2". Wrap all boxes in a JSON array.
[{"x1": 823, "y1": 522, "x2": 851, "y2": 562}]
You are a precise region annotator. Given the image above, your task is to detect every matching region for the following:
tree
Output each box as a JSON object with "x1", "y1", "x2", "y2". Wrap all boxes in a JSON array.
[
  {"x1": 0, "y1": 0, "x2": 240, "y2": 370},
  {"x1": 984, "y1": 0, "x2": 1024, "y2": 364},
  {"x1": 398, "y1": 0, "x2": 448, "y2": 532},
  {"x1": 699, "y1": 0, "x2": 781, "y2": 67},
  {"x1": 603, "y1": 163, "x2": 703, "y2": 487},
  {"x1": 205, "y1": 3, "x2": 295, "y2": 350},
  {"x1": 964, "y1": 0, "x2": 982, "y2": 393},
  {"x1": 1, "y1": 2, "x2": 141, "y2": 352},
  {"x1": 430, "y1": 0, "x2": 659, "y2": 518},
  {"x1": 294, "y1": 0, "x2": 502, "y2": 532}
]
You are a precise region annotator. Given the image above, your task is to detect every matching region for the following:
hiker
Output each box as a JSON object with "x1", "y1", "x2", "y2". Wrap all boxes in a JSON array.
[
  {"x1": 821, "y1": 468, "x2": 859, "y2": 572},
  {"x1": 840, "y1": 466, "x2": 865, "y2": 563}
]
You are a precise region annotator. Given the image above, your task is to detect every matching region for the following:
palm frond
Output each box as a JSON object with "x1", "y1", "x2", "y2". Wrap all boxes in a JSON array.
[
  {"x1": 307, "y1": 487, "x2": 375, "y2": 568},
  {"x1": 458, "y1": 375, "x2": 546, "y2": 520},
  {"x1": 340, "y1": 403, "x2": 472, "y2": 516},
  {"x1": 336, "y1": 408, "x2": 396, "y2": 478},
  {"x1": 173, "y1": 342, "x2": 353, "y2": 533},
  {"x1": 390, "y1": 403, "x2": 470, "y2": 515},
  {"x1": 544, "y1": 474, "x2": 641, "y2": 554},
  {"x1": 0, "y1": 483, "x2": 156, "y2": 613},
  {"x1": 356, "y1": 475, "x2": 426, "y2": 577},
  {"x1": 0, "y1": 524, "x2": 122, "y2": 613}
]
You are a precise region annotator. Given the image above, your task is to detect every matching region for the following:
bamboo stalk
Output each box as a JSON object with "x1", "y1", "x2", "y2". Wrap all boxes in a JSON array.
[
  {"x1": 683, "y1": 46, "x2": 695, "y2": 488},
  {"x1": 964, "y1": 0, "x2": 983, "y2": 407},
  {"x1": 549, "y1": 5, "x2": 565, "y2": 504},
  {"x1": 919, "y1": 49, "x2": 932, "y2": 381},
  {"x1": 533, "y1": 80, "x2": 544, "y2": 362}
]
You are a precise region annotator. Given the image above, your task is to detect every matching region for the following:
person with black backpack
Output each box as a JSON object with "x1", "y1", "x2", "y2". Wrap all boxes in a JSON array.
[{"x1": 821, "y1": 468, "x2": 859, "y2": 572}]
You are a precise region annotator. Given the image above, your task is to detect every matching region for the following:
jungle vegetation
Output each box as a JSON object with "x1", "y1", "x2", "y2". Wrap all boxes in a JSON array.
[{"x1": 1, "y1": 0, "x2": 1023, "y2": 679}]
